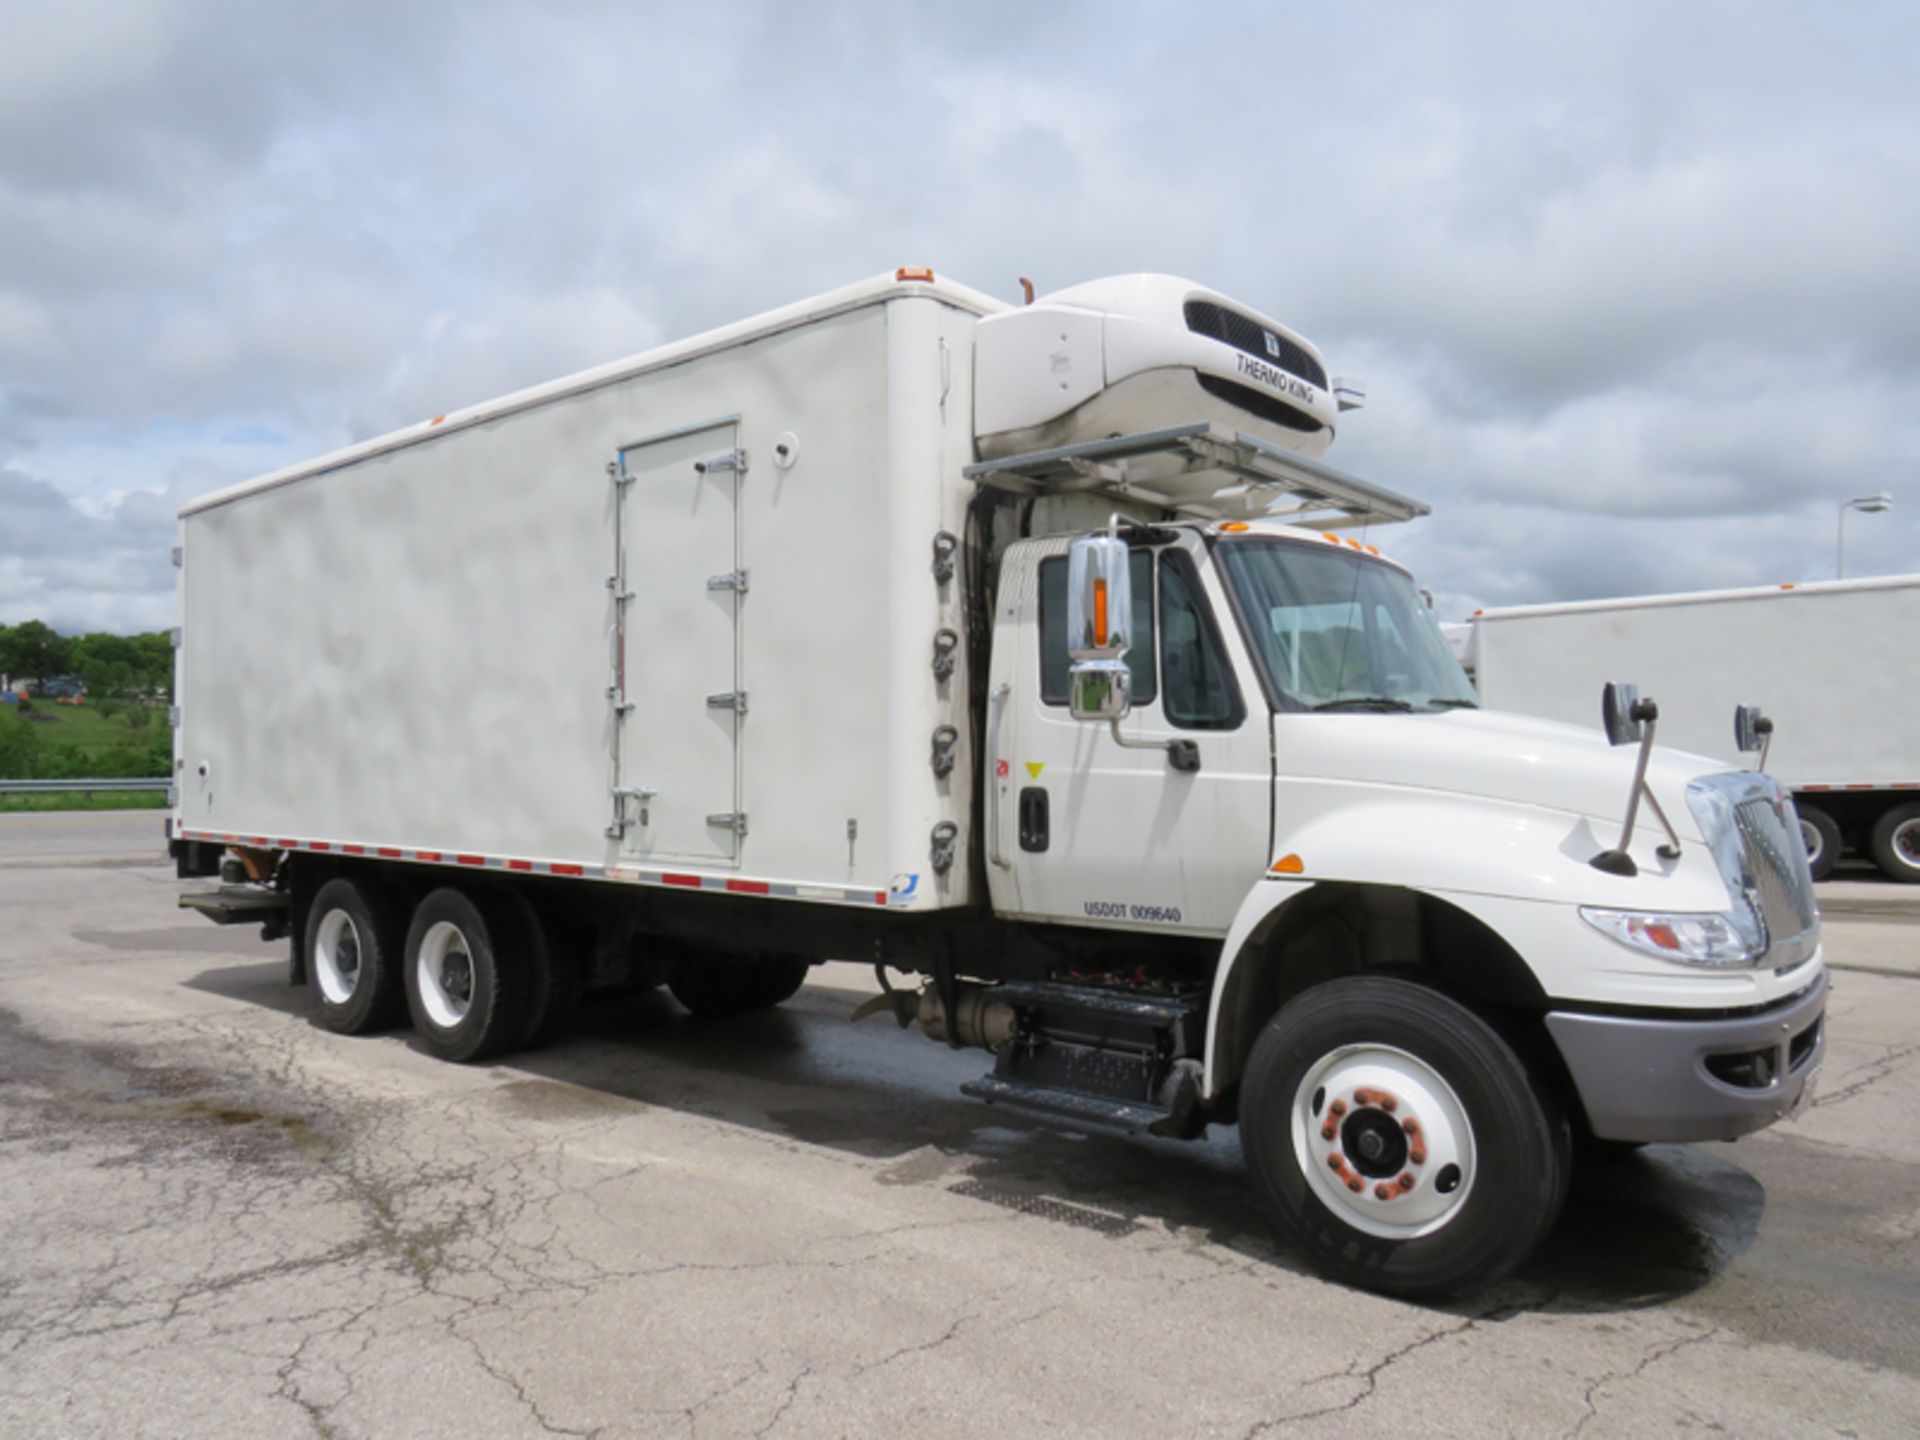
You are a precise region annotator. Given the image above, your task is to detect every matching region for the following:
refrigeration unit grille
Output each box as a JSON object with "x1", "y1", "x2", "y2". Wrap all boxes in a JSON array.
[{"x1": 1184, "y1": 301, "x2": 1329, "y2": 391}]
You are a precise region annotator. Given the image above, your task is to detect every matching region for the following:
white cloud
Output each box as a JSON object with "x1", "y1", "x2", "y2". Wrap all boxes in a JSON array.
[{"x1": 0, "y1": 0, "x2": 1915, "y2": 632}]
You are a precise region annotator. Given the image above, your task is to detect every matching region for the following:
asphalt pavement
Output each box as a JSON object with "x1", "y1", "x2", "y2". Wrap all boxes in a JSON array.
[{"x1": 1, "y1": 812, "x2": 1916, "y2": 1437}]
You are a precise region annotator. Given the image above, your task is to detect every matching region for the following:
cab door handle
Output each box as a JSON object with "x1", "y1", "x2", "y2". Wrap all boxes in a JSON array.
[{"x1": 1018, "y1": 787, "x2": 1049, "y2": 853}]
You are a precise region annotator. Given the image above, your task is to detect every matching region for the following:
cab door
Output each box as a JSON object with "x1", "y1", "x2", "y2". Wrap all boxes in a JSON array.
[{"x1": 986, "y1": 534, "x2": 1271, "y2": 937}]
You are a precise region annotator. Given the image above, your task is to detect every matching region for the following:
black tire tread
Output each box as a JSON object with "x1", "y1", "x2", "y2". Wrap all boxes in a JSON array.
[
  {"x1": 1239, "y1": 975, "x2": 1564, "y2": 1300},
  {"x1": 306, "y1": 875, "x2": 409, "y2": 1035}
]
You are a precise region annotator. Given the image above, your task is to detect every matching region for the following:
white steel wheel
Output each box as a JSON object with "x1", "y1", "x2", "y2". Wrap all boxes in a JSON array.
[
  {"x1": 304, "y1": 875, "x2": 408, "y2": 1036},
  {"x1": 402, "y1": 886, "x2": 533, "y2": 1063},
  {"x1": 1240, "y1": 975, "x2": 1567, "y2": 1300},
  {"x1": 313, "y1": 908, "x2": 365, "y2": 1005},
  {"x1": 415, "y1": 919, "x2": 476, "y2": 1029},
  {"x1": 1293, "y1": 1044, "x2": 1476, "y2": 1241}
]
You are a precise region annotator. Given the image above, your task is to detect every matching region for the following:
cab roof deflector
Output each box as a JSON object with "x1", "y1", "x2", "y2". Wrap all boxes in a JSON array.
[{"x1": 962, "y1": 422, "x2": 1429, "y2": 526}]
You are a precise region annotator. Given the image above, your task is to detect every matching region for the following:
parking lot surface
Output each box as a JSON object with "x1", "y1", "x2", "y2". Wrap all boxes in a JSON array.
[{"x1": 2, "y1": 813, "x2": 1917, "y2": 1437}]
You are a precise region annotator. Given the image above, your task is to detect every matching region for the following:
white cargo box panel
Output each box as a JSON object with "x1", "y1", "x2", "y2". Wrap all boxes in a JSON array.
[
  {"x1": 1472, "y1": 575, "x2": 1920, "y2": 787},
  {"x1": 174, "y1": 274, "x2": 1003, "y2": 911}
]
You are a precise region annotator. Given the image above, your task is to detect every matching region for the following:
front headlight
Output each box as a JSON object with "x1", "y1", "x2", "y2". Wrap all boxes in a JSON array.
[{"x1": 1579, "y1": 907, "x2": 1760, "y2": 968}]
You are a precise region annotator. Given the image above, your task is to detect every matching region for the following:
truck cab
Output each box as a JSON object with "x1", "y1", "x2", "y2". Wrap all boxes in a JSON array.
[{"x1": 955, "y1": 279, "x2": 1826, "y2": 1297}]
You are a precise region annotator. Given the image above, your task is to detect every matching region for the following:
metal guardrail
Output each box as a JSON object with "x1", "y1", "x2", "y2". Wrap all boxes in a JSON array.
[{"x1": 0, "y1": 777, "x2": 171, "y2": 795}]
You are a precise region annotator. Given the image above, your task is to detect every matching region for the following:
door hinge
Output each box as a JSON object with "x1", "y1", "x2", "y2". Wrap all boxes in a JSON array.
[
  {"x1": 707, "y1": 812, "x2": 748, "y2": 838},
  {"x1": 607, "y1": 685, "x2": 635, "y2": 715},
  {"x1": 706, "y1": 569, "x2": 749, "y2": 594},
  {"x1": 170, "y1": 545, "x2": 184, "y2": 568},
  {"x1": 607, "y1": 576, "x2": 635, "y2": 601},
  {"x1": 694, "y1": 448, "x2": 747, "y2": 475},
  {"x1": 706, "y1": 691, "x2": 748, "y2": 716}
]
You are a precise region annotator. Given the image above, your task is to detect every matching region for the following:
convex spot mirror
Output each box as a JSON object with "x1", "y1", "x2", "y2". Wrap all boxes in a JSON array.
[
  {"x1": 1067, "y1": 533, "x2": 1134, "y2": 723},
  {"x1": 1733, "y1": 703, "x2": 1772, "y2": 754},
  {"x1": 1601, "y1": 681, "x2": 1648, "y2": 747},
  {"x1": 1070, "y1": 660, "x2": 1132, "y2": 722}
]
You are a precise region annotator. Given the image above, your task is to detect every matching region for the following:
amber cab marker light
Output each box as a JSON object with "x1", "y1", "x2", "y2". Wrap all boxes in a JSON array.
[
  {"x1": 1220, "y1": 521, "x2": 1251, "y2": 533},
  {"x1": 895, "y1": 267, "x2": 935, "y2": 282},
  {"x1": 1270, "y1": 854, "x2": 1305, "y2": 875}
]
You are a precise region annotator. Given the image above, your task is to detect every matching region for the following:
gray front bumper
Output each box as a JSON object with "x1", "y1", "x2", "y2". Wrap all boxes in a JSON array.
[{"x1": 1545, "y1": 969, "x2": 1828, "y2": 1143}]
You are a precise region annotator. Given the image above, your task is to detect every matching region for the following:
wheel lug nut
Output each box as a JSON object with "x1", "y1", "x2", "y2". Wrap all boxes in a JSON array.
[
  {"x1": 1397, "y1": 1173, "x2": 1415, "y2": 1191},
  {"x1": 1320, "y1": 1122, "x2": 1336, "y2": 1141},
  {"x1": 1409, "y1": 1147, "x2": 1427, "y2": 1166},
  {"x1": 1374, "y1": 1183, "x2": 1395, "y2": 1200},
  {"x1": 1329, "y1": 1100, "x2": 1347, "y2": 1117},
  {"x1": 1402, "y1": 1118, "x2": 1421, "y2": 1137}
]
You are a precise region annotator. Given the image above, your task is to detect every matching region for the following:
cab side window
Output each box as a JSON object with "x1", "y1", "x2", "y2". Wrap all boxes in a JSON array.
[
  {"x1": 1038, "y1": 551, "x2": 1156, "y2": 706},
  {"x1": 1159, "y1": 552, "x2": 1243, "y2": 729}
]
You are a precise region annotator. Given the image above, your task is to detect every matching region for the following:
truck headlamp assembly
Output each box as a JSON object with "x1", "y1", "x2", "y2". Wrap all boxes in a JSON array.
[{"x1": 1578, "y1": 907, "x2": 1760, "y2": 968}]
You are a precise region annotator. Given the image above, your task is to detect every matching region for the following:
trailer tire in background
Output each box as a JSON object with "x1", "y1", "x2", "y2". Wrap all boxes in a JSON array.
[
  {"x1": 1869, "y1": 802, "x2": 1920, "y2": 884},
  {"x1": 404, "y1": 886, "x2": 534, "y2": 1062},
  {"x1": 1795, "y1": 803, "x2": 1843, "y2": 883},
  {"x1": 1239, "y1": 976, "x2": 1567, "y2": 1300},
  {"x1": 305, "y1": 876, "x2": 409, "y2": 1035}
]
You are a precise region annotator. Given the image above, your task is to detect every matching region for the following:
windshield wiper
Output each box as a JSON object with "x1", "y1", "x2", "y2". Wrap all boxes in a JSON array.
[
  {"x1": 1426, "y1": 698, "x2": 1479, "y2": 710},
  {"x1": 1309, "y1": 696, "x2": 1415, "y2": 712}
]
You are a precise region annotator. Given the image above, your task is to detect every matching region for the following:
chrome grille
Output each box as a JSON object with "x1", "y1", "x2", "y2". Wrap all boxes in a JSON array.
[
  {"x1": 1686, "y1": 772, "x2": 1821, "y2": 969},
  {"x1": 1735, "y1": 797, "x2": 1819, "y2": 946}
]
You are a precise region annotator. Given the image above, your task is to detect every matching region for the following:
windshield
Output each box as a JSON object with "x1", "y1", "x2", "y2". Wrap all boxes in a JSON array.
[{"x1": 1216, "y1": 538, "x2": 1478, "y2": 713}]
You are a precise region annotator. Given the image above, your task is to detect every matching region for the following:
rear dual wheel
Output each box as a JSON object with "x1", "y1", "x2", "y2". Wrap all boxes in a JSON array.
[
  {"x1": 1240, "y1": 976, "x2": 1568, "y2": 1300},
  {"x1": 403, "y1": 886, "x2": 575, "y2": 1062},
  {"x1": 306, "y1": 877, "x2": 409, "y2": 1035}
]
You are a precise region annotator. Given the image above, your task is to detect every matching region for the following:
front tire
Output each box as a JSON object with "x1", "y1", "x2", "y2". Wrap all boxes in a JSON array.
[
  {"x1": 306, "y1": 876, "x2": 408, "y2": 1035},
  {"x1": 1240, "y1": 976, "x2": 1566, "y2": 1299},
  {"x1": 404, "y1": 887, "x2": 530, "y2": 1062},
  {"x1": 1869, "y1": 802, "x2": 1920, "y2": 884},
  {"x1": 1797, "y1": 802, "x2": 1842, "y2": 883}
]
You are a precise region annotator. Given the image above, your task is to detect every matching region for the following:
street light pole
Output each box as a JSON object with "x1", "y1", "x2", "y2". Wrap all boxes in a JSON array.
[{"x1": 1836, "y1": 493, "x2": 1893, "y2": 579}]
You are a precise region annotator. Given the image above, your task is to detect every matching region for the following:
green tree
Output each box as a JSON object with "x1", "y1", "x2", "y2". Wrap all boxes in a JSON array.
[{"x1": 0, "y1": 620, "x2": 71, "y2": 682}]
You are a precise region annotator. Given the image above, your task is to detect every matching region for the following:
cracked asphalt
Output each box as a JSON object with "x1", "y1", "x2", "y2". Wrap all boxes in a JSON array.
[{"x1": 2, "y1": 813, "x2": 1917, "y2": 1438}]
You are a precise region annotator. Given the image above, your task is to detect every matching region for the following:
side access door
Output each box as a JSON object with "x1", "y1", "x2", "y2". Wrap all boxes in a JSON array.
[
  {"x1": 985, "y1": 533, "x2": 1271, "y2": 936},
  {"x1": 614, "y1": 421, "x2": 745, "y2": 865}
]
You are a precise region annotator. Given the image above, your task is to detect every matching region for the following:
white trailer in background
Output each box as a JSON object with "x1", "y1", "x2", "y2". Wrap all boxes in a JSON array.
[
  {"x1": 1469, "y1": 576, "x2": 1920, "y2": 881},
  {"x1": 171, "y1": 268, "x2": 1826, "y2": 1300}
]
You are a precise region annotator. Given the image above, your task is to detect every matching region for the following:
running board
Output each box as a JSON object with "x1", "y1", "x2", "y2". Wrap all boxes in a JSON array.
[{"x1": 961, "y1": 1074, "x2": 1173, "y2": 1135}]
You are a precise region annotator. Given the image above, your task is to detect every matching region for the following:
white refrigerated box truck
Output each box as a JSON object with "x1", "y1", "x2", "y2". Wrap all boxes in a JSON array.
[
  {"x1": 170, "y1": 268, "x2": 1825, "y2": 1298},
  {"x1": 1468, "y1": 578, "x2": 1920, "y2": 882}
]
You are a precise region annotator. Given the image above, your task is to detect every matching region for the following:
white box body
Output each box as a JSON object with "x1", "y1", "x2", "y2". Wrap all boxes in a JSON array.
[{"x1": 175, "y1": 275, "x2": 1004, "y2": 911}]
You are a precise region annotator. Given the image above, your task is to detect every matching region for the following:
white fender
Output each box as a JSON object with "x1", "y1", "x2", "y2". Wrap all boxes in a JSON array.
[{"x1": 1200, "y1": 791, "x2": 1740, "y2": 1097}]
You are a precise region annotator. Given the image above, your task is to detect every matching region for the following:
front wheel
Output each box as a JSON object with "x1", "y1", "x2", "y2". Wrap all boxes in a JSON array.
[{"x1": 1240, "y1": 976, "x2": 1567, "y2": 1299}]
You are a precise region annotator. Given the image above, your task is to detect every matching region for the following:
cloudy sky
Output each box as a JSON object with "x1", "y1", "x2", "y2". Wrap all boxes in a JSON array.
[{"x1": 3, "y1": 0, "x2": 1916, "y2": 631}]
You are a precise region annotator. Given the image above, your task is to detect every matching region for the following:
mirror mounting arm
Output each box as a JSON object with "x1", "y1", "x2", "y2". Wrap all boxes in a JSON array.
[
  {"x1": 1106, "y1": 722, "x2": 1202, "y2": 773},
  {"x1": 1592, "y1": 696, "x2": 1664, "y2": 876}
]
